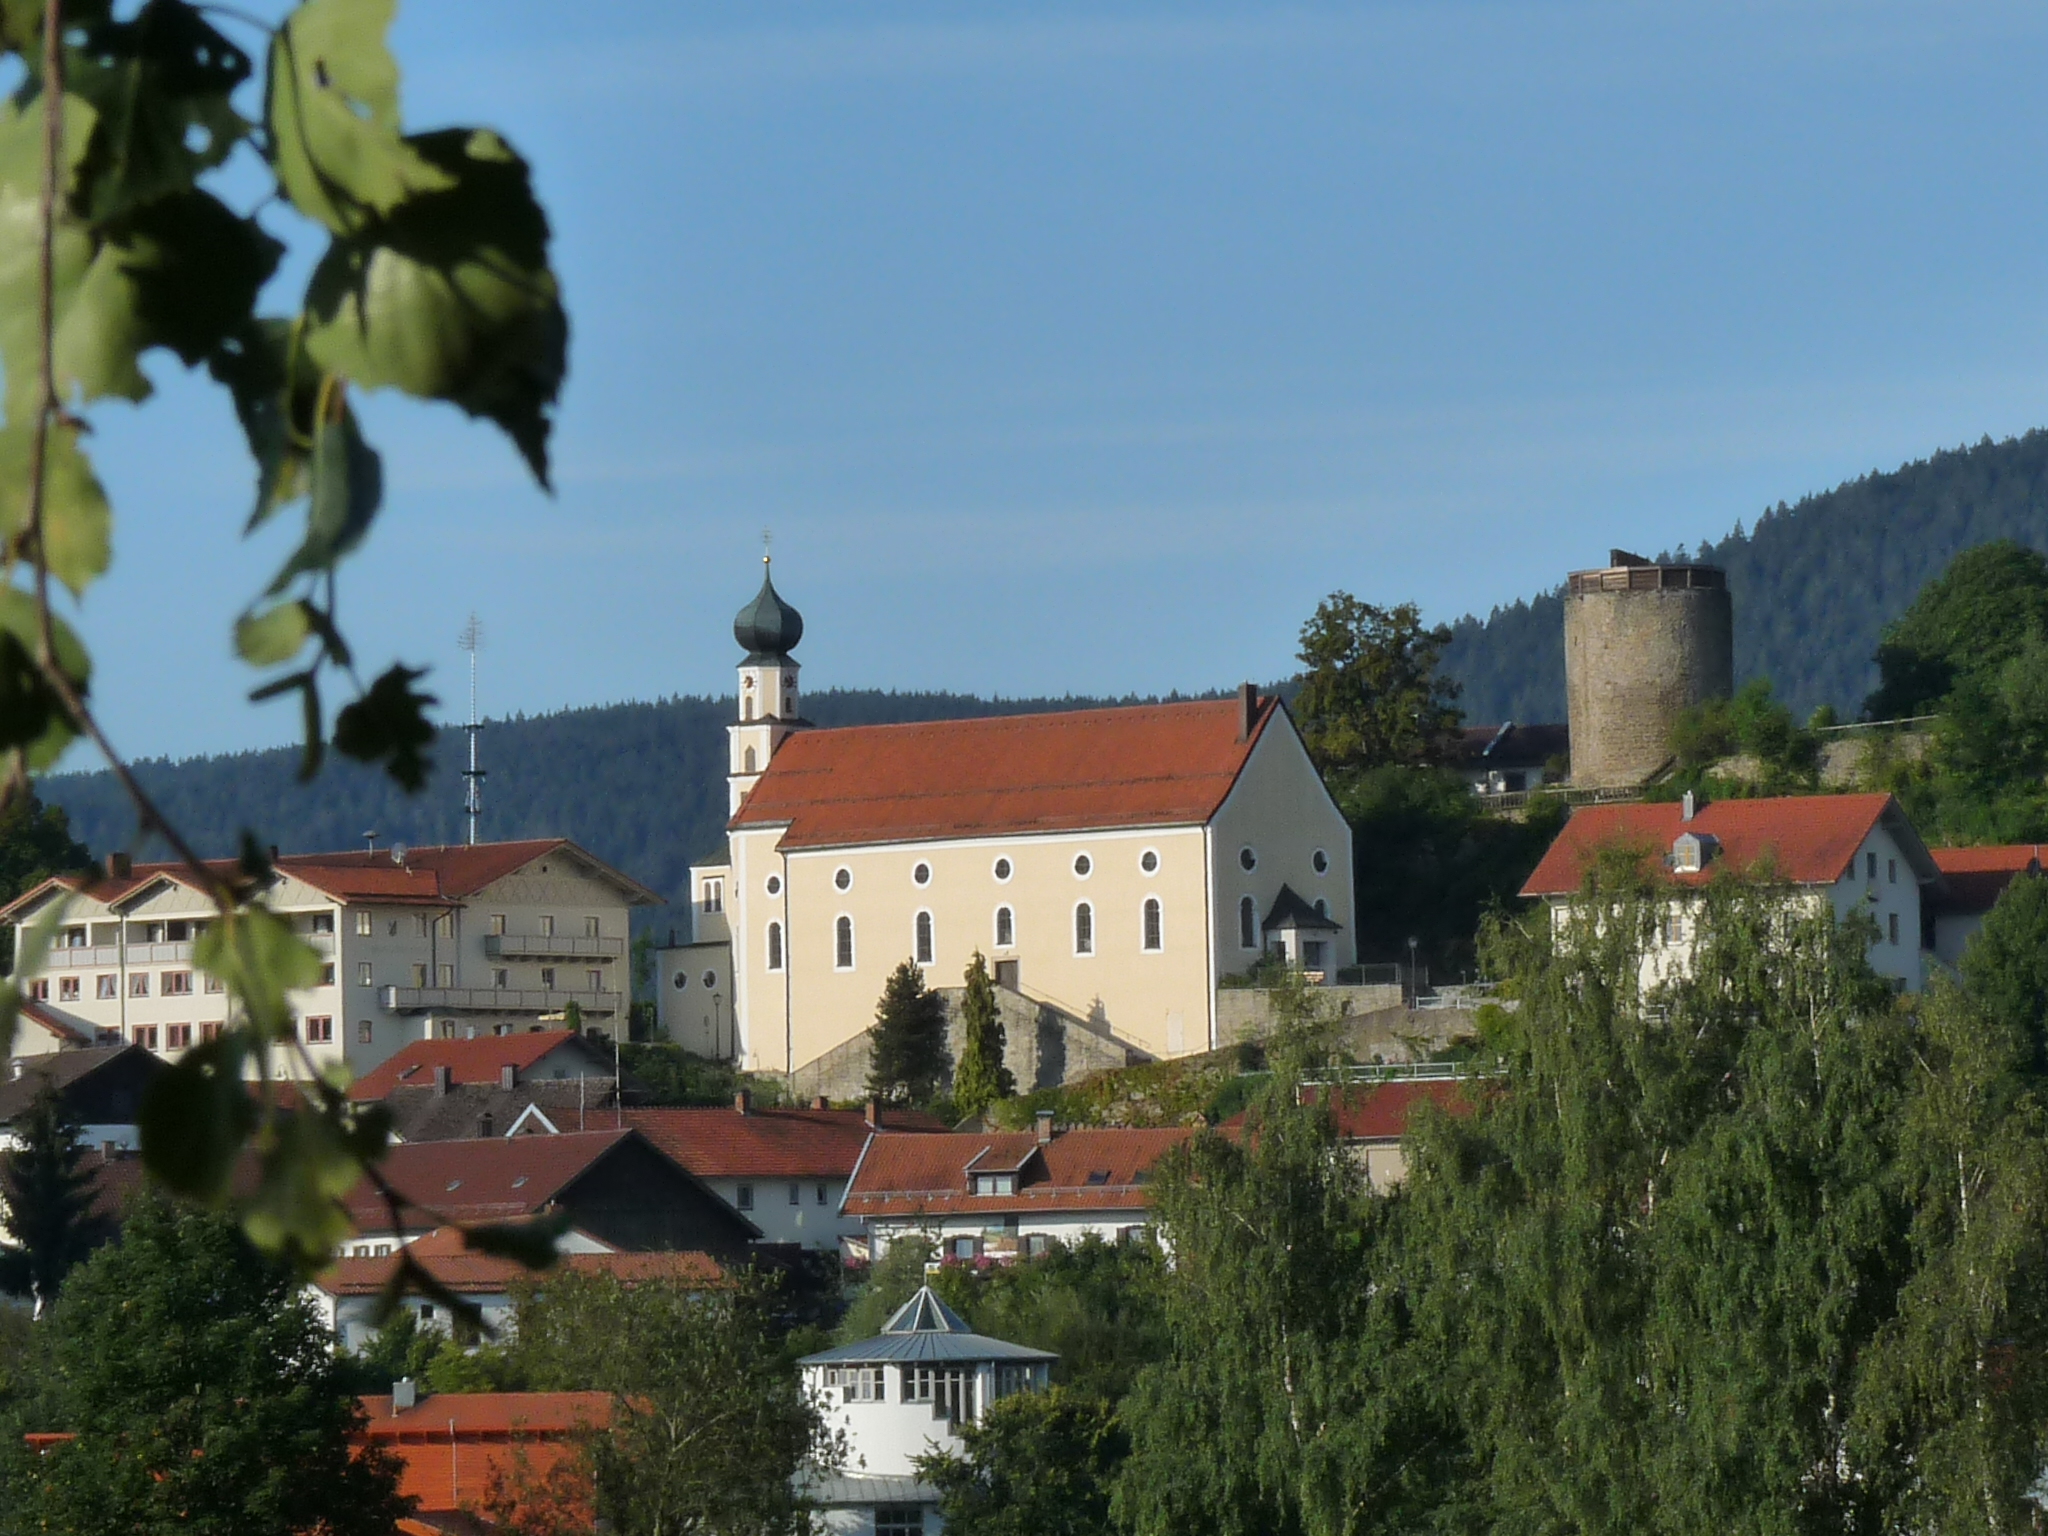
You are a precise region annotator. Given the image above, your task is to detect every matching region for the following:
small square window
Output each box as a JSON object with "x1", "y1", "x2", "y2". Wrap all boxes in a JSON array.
[
  {"x1": 57, "y1": 976, "x2": 78, "y2": 1001},
  {"x1": 204, "y1": 974, "x2": 224, "y2": 994},
  {"x1": 26, "y1": 979, "x2": 47, "y2": 1001},
  {"x1": 541, "y1": 966, "x2": 557, "y2": 989},
  {"x1": 167, "y1": 1023, "x2": 192, "y2": 1050},
  {"x1": 584, "y1": 916, "x2": 600, "y2": 938},
  {"x1": 489, "y1": 913, "x2": 506, "y2": 936},
  {"x1": 357, "y1": 1020, "x2": 374, "y2": 1045},
  {"x1": 539, "y1": 915, "x2": 555, "y2": 938},
  {"x1": 436, "y1": 964, "x2": 454, "y2": 987},
  {"x1": 304, "y1": 1016, "x2": 333, "y2": 1044},
  {"x1": 735, "y1": 1183, "x2": 754, "y2": 1211},
  {"x1": 128, "y1": 974, "x2": 149, "y2": 998},
  {"x1": 493, "y1": 968, "x2": 509, "y2": 989},
  {"x1": 320, "y1": 963, "x2": 336, "y2": 986},
  {"x1": 358, "y1": 962, "x2": 374, "y2": 986},
  {"x1": 200, "y1": 1022, "x2": 221, "y2": 1043},
  {"x1": 355, "y1": 910, "x2": 373, "y2": 936},
  {"x1": 96, "y1": 974, "x2": 116, "y2": 999}
]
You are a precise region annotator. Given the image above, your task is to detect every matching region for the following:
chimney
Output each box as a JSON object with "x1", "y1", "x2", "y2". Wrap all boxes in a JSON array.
[
  {"x1": 499, "y1": 1063, "x2": 518, "y2": 1091},
  {"x1": 392, "y1": 1378, "x2": 416, "y2": 1412},
  {"x1": 1236, "y1": 682, "x2": 1258, "y2": 742},
  {"x1": 433, "y1": 1065, "x2": 453, "y2": 1096},
  {"x1": 812, "y1": 1094, "x2": 829, "y2": 1111},
  {"x1": 477, "y1": 1112, "x2": 494, "y2": 1138},
  {"x1": 1681, "y1": 790, "x2": 1696, "y2": 823},
  {"x1": 1035, "y1": 1109, "x2": 1055, "y2": 1146},
  {"x1": 864, "y1": 1098, "x2": 883, "y2": 1130},
  {"x1": 734, "y1": 1088, "x2": 751, "y2": 1115},
  {"x1": 104, "y1": 852, "x2": 131, "y2": 879}
]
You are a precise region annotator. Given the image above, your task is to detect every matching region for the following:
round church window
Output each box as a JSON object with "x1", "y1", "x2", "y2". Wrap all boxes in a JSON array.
[
  {"x1": 1239, "y1": 847, "x2": 1257, "y2": 872},
  {"x1": 765, "y1": 874, "x2": 782, "y2": 896},
  {"x1": 993, "y1": 857, "x2": 1013, "y2": 882},
  {"x1": 702, "y1": 970, "x2": 718, "y2": 989},
  {"x1": 673, "y1": 972, "x2": 688, "y2": 991},
  {"x1": 913, "y1": 862, "x2": 931, "y2": 886},
  {"x1": 834, "y1": 867, "x2": 853, "y2": 892},
  {"x1": 1073, "y1": 853, "x2": 1092, "y2": 879},
  {"x1": 1313, "y1": 849, "x2": 1329, "y2": 875},
  {"x1": 1139, "y1": 849, "x2": 1159, "y2": 874}
]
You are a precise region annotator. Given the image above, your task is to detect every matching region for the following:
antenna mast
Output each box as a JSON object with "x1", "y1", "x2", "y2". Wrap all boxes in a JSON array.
[{"x1": 458, "y1": 614, "x2": 486, "y2": 846}]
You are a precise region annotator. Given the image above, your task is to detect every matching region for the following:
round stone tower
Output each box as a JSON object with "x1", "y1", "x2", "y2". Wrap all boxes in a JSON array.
[{"x1": 1563, "y1": 550, "x2": 1733, "y2": 787}]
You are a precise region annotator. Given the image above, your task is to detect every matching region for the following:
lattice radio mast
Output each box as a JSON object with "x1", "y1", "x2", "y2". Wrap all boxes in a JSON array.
[{"x1": 458, "y1": 614, "x2": 486, "y2": 846}]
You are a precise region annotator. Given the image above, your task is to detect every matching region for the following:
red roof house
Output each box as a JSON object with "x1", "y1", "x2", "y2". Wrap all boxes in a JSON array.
[
  {"x1": 842, "y1": 1122, "x2": 1195, "y2": 1263},
  {"x1": 349, "y1": 1030, "x2": 618, "y2": 1103},
  {"x1": 355, "y1": 1389, "x2": 610, "y2": 1532}
]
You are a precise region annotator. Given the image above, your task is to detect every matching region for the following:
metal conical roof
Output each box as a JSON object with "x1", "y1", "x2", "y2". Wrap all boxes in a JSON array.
[
  {"x1": 733, "y1": 559, "x2": 803, "y2": 661},
  {"x1": 882, "y1": 1285, "x2": 972, "y2": 1336},
  {"x1": 797, "y1": 1284, "x2": 1057, "y2": 1367}
]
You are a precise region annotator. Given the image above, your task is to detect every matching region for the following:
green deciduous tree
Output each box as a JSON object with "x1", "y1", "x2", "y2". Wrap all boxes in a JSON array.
[
  {"x1": 1294, "y1": 592, "x2": 1462, "y2": 777},
  {"x1": 0, "y1": 1195, "x2": 408, "y2": 1536},
  {"x1": 1115, "y1": 1047, "x2": 1457, "y2": 1536},
  {"x1": 922, "y1": 1386, "x2": 1127, "y2": 1536},
  {"x1": 952, "y1": 950, "x2": 1013, "y2": 1122},
  {"x1": 866, "y1": 958, "x2": 949, "y2": 1106},
  {"x1": 0, "y1": 1080, "x2": 109, "y2": 1307},
  {"x1": 510, "y1": 1269, "x2": 830, "y2": 1536},
  {"x1": 1867, "y1": 540, "x2": 2048, "y2": 719}
]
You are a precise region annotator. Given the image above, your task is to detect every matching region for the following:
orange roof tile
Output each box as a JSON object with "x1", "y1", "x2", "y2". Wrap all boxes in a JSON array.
[
  {"x1": 843, "y1": 1126, "x2": 1194, "y2": 1218},
  {"x1": 1520, "y1": 793, "x2": 1919, "y2": 896},
  {"x1": 1931, "y1": 844, "x2": 2045, "y2": 915},
  {"x1": 728, "y1": 697, "x2": 1279, "y2": 850},
  {"x1": 349, "y1": 1031, "x2": 602, "y2": 1102},
  {"x1": 624, "y1": 1105, "x2": 943, "y2": 1180},
  {"x1": 0, "y1": 839, "x2": 659, "y2": 922},
  {"x1": 315, "y1": 1227, "x2": 724, "y2": 1297},
  {"x1": 1307, "y1": 1078, "x2": 1475, "y2": 1141},
  {"x1": 356, "y1": 1391, "x2": 610, "y2": 1518}
]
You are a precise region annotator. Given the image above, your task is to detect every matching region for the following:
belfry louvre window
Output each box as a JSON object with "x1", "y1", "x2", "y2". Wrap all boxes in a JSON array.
[
  {"x1": 905, "y1": 1365, "x2": 976, "y2": 1423},
  {"x1": 836, "y1": 915, "x2": 855, "y2": 970},
  {"x1": 1142, "y1": 897, "x2": 1162, "y2": 951},
  {"x1": 915, "y1": 911, "x2": 934, "y2": 965},
  {"x1": 1239, "y1": 896, "x2": 1257, "y2": 950},
  {"x1": 1074, "y1": 903, "x2": 1094, "y2": 956}
]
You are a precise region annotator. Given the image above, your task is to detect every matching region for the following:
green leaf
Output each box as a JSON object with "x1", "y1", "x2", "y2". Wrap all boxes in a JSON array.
[
  {"x1": 334, "y1": 663, "x2": 435, "y2": 791},
  {"x1": 208, "y1": 319, "x2": 318, "y2": 529},
  {"x1": 0, "y1": 583, "x2": 90, "y2": 769},
  {"x1": 68, "y1": 0, "x2": 252, "y2": 223},
  {"x1": 302, "y1": 128, "x2": 565, "y2": 487},
  {"x1": 0, "y1": 418, "x2": 111, "y2": 597},
  {"x1": 0, "y1": 0, "x2": 111, "y2": 58},
  {"x1": 263, "y1": 0, "x2": 454, "y2": 236},
  {"x1": 241, "y1": 1108, "x2": 362, "y2": 1269},
  {"x1": 266, "y1": 386, "x2": 382, "y2": 593},
  {"x1": 0, "y1": 101, "x2": 278, "y2": 415},
  {"x1": 463, "y1": 1211, "x2": 570, "y2": 1271},
  {"x1": 235, "y1": 599, "x2": 311, "y2": 667},
  {"x1": 139, "y1": 1030, "x2": 256, "y2": 1202},
  {"x1": 194, "y1": 905, "x2": 324, "y2": 1041}
]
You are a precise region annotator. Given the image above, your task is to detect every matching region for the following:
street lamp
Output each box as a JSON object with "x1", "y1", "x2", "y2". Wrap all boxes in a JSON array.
[{"x1": 1406, "y1": 935, "x2": 1420, "y2": 1006}]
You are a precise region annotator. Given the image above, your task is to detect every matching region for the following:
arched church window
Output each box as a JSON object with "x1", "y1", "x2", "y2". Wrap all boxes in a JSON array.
[
  {"x1": 995, "y1": 906, "x2": 1014, "y2": 948},
  {"x1": 1143, "y1": 898, "x2": 1162, "y2": 952},
  {"x1": 915, "y1": 911, "x2": 934, "y2": 965},
  {"x1": 835, "y1": 915, "x2": 855, "y2": 970},
  {"x1": 744, "y1": 746, "x2": 757, "y2": 773},
  {"x1": 1074, "y1": 903, "x2": 1094, "y2": 956},
  {"x1": 1239, "y1": 896, "x2": 1256, "y2": 950},
  {"x1": 767, "y1": 922, "x2": 783, "y2": 972}
]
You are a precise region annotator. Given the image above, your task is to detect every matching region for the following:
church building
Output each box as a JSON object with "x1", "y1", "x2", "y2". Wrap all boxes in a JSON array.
[{"x1": 667, "y1": 561, "x2": 1356, "y2": 1078}]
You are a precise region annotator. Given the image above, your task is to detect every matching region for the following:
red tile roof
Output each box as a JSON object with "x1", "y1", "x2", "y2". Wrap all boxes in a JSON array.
[
  {"x1": 1520, "y1": 793, "x2": 1910, "y2": 896},
  {"x1": 728, "y1": 697, "x2": 1280, "y2": 850},
  {"x1": 1306, "y1": 1078, "x2": 1476, "y2": 1141},
  {"x1": 315, "y1": 1226, "x2": 724, "y2": 1297},
  {"x1": 843, "y1": 1126, "x2": 1194, "y2": 1218},
  {"x1": 624, "y1": 1105, "x2": 944, "y2": 1179},
  {"x1": 341, "y1": 1130, "x2": 636, "y2": 1231},
  {"x1": 355, "y1": 1391, "x2": 610, "y2": 1518},
  {"x1": 0, "y1": 839, "x2": 660, "y2": 922},
  {"x1": 1931, "y1": 845, "x2": 2045, "y2": 916},
  {"x1": 349, "y1": 1031, "x2": 602, "y2": 1101}
]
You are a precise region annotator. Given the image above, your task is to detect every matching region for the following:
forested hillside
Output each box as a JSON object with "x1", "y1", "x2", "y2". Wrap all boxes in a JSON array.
[
  {"x1": 40, "y1": 690, "x2": 1173, "y2": 928},
  {"x1": 1443, "y1": 429, "x2": 2048, "y2": 723}
]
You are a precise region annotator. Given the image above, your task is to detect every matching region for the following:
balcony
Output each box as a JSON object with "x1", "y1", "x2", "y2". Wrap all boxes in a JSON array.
[
  {"x1": 483, "y1": 934, "x2": 623, "y2": 962},
  {"x1": 381, "y1": 985, "x2": 621, "y2": 1017}
]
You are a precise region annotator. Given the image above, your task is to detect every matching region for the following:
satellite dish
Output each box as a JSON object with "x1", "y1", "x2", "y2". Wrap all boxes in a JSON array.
[{"x1": 390, "y1": 843, "x2": 410, "y2": 865}]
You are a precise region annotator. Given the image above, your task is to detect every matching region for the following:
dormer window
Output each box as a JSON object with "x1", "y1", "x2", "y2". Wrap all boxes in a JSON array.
[
  {"x1": 1670, "y1": 832, "x2": 1718, "y2": 874},
  {"x1": 972, "y1": 1173, "x2": 1016, "y2": 1197}
]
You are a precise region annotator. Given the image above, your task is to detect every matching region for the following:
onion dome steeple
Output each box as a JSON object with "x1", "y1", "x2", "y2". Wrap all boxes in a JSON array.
[{"x1": 733, "y1": 555, "x2": 803, "y2": 662}]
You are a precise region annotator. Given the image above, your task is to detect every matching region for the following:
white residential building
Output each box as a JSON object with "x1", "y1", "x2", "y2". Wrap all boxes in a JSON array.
[
  {"x1": 2, "y1": 839, "x2": 659, "y2": 1078},
  {"x1": 1520, "y1": 792, "x2": 1943, "y2": 992}
]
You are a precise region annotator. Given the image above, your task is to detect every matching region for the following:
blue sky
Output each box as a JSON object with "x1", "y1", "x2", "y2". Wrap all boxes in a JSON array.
[{"x1": 61, "y1": 0, "x2": 2048, "y2": 764}]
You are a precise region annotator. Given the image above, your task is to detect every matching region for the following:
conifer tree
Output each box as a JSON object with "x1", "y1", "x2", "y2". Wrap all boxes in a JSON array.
[
  {"x1": 952, "y1": 951, "x2": 1014, "y2": 1122},
  {"x1": 0, "y1": 1082, "x2": 108, "y2": 1309},
  {"x1": 866, "y1": 959, "x2": 949, "y2": 1105}
]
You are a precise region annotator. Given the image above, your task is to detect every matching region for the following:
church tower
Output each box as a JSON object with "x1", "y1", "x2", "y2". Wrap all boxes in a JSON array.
[{"x1": 729, "y1": 556, "x2": 804, "y2": 813}]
